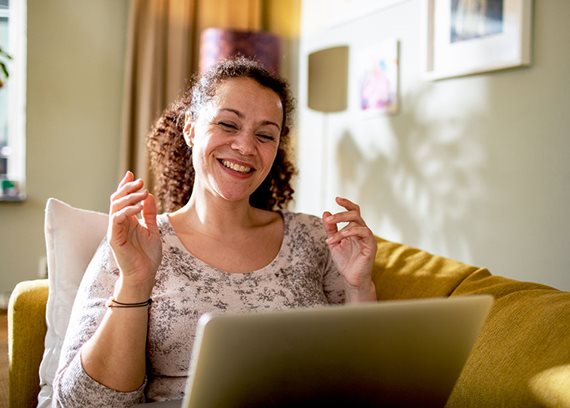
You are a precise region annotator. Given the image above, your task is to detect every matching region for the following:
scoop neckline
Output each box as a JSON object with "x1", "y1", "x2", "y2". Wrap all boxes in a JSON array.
[{"x1": 159, "y1": 210, "x2": 289, "y2": 277}]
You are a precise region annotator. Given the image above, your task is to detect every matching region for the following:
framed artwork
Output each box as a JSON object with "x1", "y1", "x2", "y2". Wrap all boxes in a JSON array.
[
  {"x1": 423, "y1": 0, "x2": 533, "y2": 80},
  {"x1": 355, "y1": 39, "x2": 400, "y2": 116}
]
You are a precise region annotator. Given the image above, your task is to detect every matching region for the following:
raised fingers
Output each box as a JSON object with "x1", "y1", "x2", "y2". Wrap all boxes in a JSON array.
[
  {"x1": 335, "y1": 196, "x2": 360, "y2": 211},
  {"x1": 325, "y1": 197, "x2": 366, "y2": 225},
  {"x1": 140, "y1": 193, "x2": 158, "y2": 231},
  {"x1": 118, "y1": 170, "x2": 134, "y2": 189},
  {"x1": 111, "y1": 172, "x2": 143, "y2": 201},
  {"x1": 110, "y1": 172, "x2": 148, "y2": 214},
  {"x1": 326, "y1": 224, "x2": 372, "y2": 246},
  {"x1": 322, "y1": 210, "x2": 338, "y2": 238},
  {"x1": 323, "y1": 197, "x2": 372, "y2": 245},
  {"x1": 111, "y1": 189, "x2": 149, "y2": 215}
]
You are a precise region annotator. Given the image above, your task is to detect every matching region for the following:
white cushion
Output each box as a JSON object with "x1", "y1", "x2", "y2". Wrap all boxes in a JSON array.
[{"x1": 38, "y1": 198, "x2": 108, "y2": 407}]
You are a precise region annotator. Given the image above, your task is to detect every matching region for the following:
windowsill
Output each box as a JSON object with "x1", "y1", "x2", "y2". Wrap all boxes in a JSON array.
[{"x1": 0, "y1": 194, "x2": 26, "y2": 202}]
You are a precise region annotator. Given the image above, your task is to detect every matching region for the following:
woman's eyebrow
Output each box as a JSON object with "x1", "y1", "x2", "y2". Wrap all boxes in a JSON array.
[
  {"x1": 219, "y1": 108, "x2": 243, "y2": 118},
  {"x1": 260, "y1": 120, "x2": 281, "y2": 131},
  {"x1": 219, "y1": 108, "x2": 281, "y2": 131}
]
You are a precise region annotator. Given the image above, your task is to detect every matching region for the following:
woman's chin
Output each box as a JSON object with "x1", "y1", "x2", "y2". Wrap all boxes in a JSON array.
[{"x1": 214, "y1": 187, "x2": 258, "y2": 204}]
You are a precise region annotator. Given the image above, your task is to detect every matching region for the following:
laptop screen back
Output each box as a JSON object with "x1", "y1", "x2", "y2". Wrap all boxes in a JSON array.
[{"x1": 182, "y1": 295, "x2": 493, "y2": 408}]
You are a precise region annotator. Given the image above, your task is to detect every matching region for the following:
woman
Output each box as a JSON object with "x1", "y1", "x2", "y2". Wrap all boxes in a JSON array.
[{"x1": 53, "y1": 58, "x2": 377, "y2": 406}]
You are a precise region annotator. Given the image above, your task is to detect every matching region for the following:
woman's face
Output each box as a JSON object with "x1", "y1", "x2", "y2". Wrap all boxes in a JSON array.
[{"x1": 185, "y1": 77, "x2": 283, "y2": 204}]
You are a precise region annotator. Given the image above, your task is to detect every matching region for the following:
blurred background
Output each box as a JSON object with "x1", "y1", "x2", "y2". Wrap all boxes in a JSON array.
[{"x1": 0, "y1": 0, "x2": 568, "y2": 304}]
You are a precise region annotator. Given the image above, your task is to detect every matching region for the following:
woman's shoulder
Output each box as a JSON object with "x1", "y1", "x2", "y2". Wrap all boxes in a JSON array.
[
  {"x1": 282, "y1": 210, "x2": 325, "y2": 238},
  {"x1": 283, "y1": 210, "x2": 321, "y2": 225}
]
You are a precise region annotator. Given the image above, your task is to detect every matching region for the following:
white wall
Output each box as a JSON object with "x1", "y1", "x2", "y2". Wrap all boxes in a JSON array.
[
  {"x1": 0, "y1": 0, "x2": 128, "y2": 295},
  {"x1": 296, "y1": 0, "x2": 570, "y2": 290}
]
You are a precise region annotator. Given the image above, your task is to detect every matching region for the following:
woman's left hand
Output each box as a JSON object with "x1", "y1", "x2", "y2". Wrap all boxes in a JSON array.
[{"x1": 323, "y1": 197, "x2": 377, "y2": 302}]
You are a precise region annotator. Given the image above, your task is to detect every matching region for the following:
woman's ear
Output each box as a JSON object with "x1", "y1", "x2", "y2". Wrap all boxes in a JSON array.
[{"x1": 183, "y1": 112, "x2": 194, "y2": 148}]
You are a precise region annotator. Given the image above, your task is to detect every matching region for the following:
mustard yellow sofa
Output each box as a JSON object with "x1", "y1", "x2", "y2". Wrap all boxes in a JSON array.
[
  {"x1": 7, "y1": 198, "x2": 570, "y2": 407},
  {"x1": 8, "y1": 279, "x2": 49, "y2": 408},
  {"x1": 9, "y1": 238, "x2": 570, "y2": 408}
]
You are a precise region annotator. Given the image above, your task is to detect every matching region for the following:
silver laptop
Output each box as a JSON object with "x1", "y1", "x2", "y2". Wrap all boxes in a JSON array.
[{"x1": 143, "y1": 295, "x2": 493, "y2": 408}]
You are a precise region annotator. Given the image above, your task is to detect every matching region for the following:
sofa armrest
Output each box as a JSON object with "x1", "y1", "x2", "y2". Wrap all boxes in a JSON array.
[
  {"x1": 371, "y1": 237, "x2": 570, "y2": 407},
  {"x1": 447, "y1": 272, "x2": 570, "y2": 407},
  {"x1": 8, "y1": 279, "x2": 49, "y2": 408}
]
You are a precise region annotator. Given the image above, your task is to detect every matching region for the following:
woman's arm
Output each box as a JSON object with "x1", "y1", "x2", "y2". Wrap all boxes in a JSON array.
[
  {"x1": 53, "y1": 242, "x2": 148, "y2": 406},
  {"x1": 54, "y1": 172, "x2": 163, "y2": 407},
  {"x1": 80, "y1": 171, "x2": 162, "y2": 391},
  {"x1": 80, "y1": 284, "x2": 153, "y2": 392}
]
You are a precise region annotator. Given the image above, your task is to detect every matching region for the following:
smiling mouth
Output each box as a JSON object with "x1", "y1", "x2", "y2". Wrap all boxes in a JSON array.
[{"x1": 220, "y1": 159, "x2": 254, "y2": 174}]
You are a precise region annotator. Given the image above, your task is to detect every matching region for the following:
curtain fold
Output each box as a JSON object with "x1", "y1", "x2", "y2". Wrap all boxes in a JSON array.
[{"x1": 120, "y1": 0, "x2": 263, "y2": 184}]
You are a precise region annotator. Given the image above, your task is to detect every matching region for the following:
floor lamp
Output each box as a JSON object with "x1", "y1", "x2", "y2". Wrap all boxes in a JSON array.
[{"x1": 307, "y1": 45, "x2": 349, "y2": 209}]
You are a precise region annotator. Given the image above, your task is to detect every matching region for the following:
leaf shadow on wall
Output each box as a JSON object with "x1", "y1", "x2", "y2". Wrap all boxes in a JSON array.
[{"x1": 336, "y1": 85, "x2": 488, "y2": 261}]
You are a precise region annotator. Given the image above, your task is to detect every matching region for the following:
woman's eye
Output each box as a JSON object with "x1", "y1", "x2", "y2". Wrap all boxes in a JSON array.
[
  {"x1": 219, "y1": 122, "x2": 237, "y2": 130},
  {"x1": 257, "y1": 134, "x2": 275, "y2": 142}
]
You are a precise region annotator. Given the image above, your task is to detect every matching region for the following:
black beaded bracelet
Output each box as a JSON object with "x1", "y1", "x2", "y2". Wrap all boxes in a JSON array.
[{"x1": 107, "y1": 297, "x2": 153, "y2": 308}]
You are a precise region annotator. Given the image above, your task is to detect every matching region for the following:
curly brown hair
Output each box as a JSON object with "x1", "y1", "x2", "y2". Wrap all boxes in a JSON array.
[{"x1": 147, "y1": 57, "x2": 297, "y2": 213}]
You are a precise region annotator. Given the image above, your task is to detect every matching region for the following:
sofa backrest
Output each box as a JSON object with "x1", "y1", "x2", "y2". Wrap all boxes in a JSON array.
[{"x1": 372, "y1": 236, "x2": 489, "y2": 300}]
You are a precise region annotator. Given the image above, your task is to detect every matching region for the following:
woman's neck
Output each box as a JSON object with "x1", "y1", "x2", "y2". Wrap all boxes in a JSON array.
[{"x1": 170, "y1": 190, "x2": 263, "y2": 238}]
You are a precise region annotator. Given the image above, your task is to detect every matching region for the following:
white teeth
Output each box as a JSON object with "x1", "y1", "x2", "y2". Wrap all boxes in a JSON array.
[{"x1": 221, "y1": 160, "x2": 252, "y2": 174}]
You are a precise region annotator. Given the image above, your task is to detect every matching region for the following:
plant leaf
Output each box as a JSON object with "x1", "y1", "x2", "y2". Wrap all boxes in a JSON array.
[
  {"x1": 0, "y1": 63, "x2": 8, "y2": 78},
  {"x1": 0, "y1": 48, "x2": 13, "y2": 60}
]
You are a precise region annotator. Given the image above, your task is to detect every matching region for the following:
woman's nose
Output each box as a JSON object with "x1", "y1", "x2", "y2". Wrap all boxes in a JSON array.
[{"x1": 231, "y1": 131, "x2": 256, "y2": 155}]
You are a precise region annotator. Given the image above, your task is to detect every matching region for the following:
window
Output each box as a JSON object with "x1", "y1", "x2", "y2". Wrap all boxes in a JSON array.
[{"x1": 0, "y1": 0, "x2": 26, "y2": 201}]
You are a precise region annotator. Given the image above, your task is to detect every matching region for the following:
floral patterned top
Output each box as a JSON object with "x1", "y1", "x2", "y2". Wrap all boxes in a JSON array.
[{"x1": 53, "y1": 211, "x2": 346, "y2": 407}]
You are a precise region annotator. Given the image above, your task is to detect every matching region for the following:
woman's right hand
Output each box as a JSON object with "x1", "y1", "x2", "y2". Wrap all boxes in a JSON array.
[{"x1": 108, "y1": 171, "x2": 162, "y2": 300}]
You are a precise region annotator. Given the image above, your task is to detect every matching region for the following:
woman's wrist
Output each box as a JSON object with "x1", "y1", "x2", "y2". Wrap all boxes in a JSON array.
[
  {"x1": 344, "y1": 279, "x2": 377, "y2": 303},
  {"x1": 113, "y1": 276, "x2": 154, "y2": 304}
]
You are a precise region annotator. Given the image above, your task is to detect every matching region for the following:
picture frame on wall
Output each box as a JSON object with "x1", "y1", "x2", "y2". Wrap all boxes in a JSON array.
[
  {"x1": 423, "y1": 0, "x2": 533, "y2": 80},
  {"x1": 355, "y1": 39, "x2": 400, "y2": 116}
]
